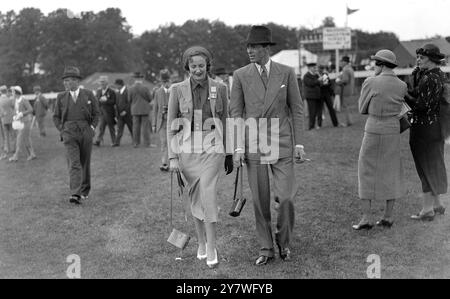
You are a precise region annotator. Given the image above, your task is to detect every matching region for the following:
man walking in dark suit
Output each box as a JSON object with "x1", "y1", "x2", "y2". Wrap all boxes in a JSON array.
[
  {"x1": 114, "y1": 79, "x2": 133, "y2": 146},
  {"x1": 128, "y1": 72, "x2": 152, "y2": 148},
  {"x1": 303, "y1": 62, "x2": 323, "y2": 130},
  {"x1": 94, "y1": 76, "x2": 117, "y2": 147},
  {"x1": 32, "y1": 85, "x2": 49, "y2": 137},
  {"x1": 53, "y1": 67, "x2": 100, "y2": 204},
  {"x1": 230, "y1": 25, "x2": 306, "y2": 266}
]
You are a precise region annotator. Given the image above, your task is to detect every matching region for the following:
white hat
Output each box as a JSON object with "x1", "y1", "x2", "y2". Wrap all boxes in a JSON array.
[{"x1": 12, "y1": 86, "x2": 23, "y2": 94}]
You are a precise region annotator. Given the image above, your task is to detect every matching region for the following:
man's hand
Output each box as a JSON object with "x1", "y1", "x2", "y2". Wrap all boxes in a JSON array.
[
  {"x1": 233, "y1": 150, "x2": 245, "y2": 168},
  {"x1": 120, "y1": 111, "x2": 127, "y2": 117},
  {"x1": 152, "y1": 126, "x2": 156, "y2": 133},
  {"x1": 169, "y1": 158, "x2": 180, "y2": 172}
]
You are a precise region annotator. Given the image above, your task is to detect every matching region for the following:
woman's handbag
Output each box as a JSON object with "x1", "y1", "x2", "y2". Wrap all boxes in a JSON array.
[
  {"x1": 400, "y1": 115, "x2": 411, "y2": 133},
  {"x1": 167, "y1": 171, "x2": 190, "y2": 250},
  {"x1": 229, "y1": 166, "x2": 247, "y2": 217},
  {"x1": 12, "y1": 119, "x2": 24, "y2": 130}
]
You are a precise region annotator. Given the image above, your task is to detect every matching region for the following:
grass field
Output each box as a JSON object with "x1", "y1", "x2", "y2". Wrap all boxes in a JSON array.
[{"x1": 1, "y1": 103, "x2": 449, "y2": 279}]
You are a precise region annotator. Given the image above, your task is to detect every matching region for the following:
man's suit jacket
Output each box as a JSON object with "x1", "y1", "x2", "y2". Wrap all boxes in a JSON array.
[
  {"x1": 229, "y1": 61, "x2": 304, "y2": 162},
  {"x1": 53, "y1": 88, "x2": 100, "y2": 132},
  {"x1": 33, "y1": 94, "x2": 49, "y2": 118},
  {"x1": 129, "y1": 82, "x2": 152, "y2": 116},
  {"x1": 116, "y1": 87, "x2": 131, "y2": 116},
  {"x1": 302, "y1": 72, "x2": 321, "y2": 100},
  {"x1": 337, "y1": 64, "x2": 355, "y2": 97},
  {"x1": 152, "y1": 86, "x2": 170, "y2": 132},
  {"x1": 96, "y1": 87, "x2": 117, "y2": 120}
]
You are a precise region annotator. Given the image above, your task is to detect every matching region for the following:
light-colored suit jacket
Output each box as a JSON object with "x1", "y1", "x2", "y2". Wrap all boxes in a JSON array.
[
  {"x1": 338, "y1": 64, "x2": 355, "y2": 97},
  {"x1": 229, "y1": 61, "x2": 304, "y2": 162},
  {"x1": 129, "y1": 82, "x2": 152, "y2": 116},
  {"x1": 152, "y1": 86, "x2": 170, "y2": 132},
  {"x1": 167, "y1": 77, "x2": 228, "y2": 160},
  {"x1": 0, "y1": 94, "x2": 15, "y2": 124},
  {"x1": 359, "y1": 70, "x2": 407, "y2": 135}
]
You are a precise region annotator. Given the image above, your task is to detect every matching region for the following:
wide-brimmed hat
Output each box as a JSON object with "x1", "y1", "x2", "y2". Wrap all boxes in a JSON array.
[
  {"x1": 246, "y1": 25, "x2": 276, "y2": 46},
  {"x1": 12, "y1": 86, "x2": 23, "y2": 95},
  {"x1": 371, "y1": 49, "x2": 398, "y2": 67},
  {"x1": 416, "y1": 43, "x2": 446, "y2": 63},
  {"x1": 159, "y1": 69, "x2": 171, "y2": 82},
  {"x1": 62, "y1": 66, "x2": 82, "y2": 80}
]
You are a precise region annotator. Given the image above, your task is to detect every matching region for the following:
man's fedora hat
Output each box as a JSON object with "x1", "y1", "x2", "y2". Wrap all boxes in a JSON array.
[
  {"x1": 246, "y1": 25, "x2": 276, "y2": 46},
  {"x1": 62, "y1": 66, "x2": 82, "y2": 80},
  {"x1": 416, "y1": 43, "x2": 446, "y2": 63},
  {"x1": 160, "y1": 69, "x2": 171, "y2": 82},
  {"x1": 306, "y1": 62, "x2": 317, "y2": 67},
  {"x1": 371, "y1": 49, "x2": 398, "y2": 67},
  {"x1": 341, "y1": 56, "x2": 350, "y2": 63},
  {"x1": 133, "y1": 72, "x2": 145, "y2": 79}
]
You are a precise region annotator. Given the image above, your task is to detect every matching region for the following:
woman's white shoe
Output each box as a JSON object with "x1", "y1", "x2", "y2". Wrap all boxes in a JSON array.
[
  {"x1": 197, "y1": 244, "x2": 207, "y2": 260},
  {"x1": 206, "y1": 249, "x2": 218, "y2": 268}
]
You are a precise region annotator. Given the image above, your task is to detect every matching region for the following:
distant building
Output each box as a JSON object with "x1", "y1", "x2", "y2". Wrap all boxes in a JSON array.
[{"x1": 393, "y1": 38, "x2": 450, "y2": 68}]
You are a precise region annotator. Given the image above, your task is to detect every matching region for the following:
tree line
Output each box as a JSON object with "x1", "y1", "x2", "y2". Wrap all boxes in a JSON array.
[{"x1": 0, "y1": 7, "x2": 402, "y2": 93}]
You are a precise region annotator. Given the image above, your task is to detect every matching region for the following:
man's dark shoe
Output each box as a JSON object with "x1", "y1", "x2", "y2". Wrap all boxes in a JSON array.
[
  {"x1": 94, "y1": 141, "x2": 101, "y2": 146},
  {"x1": 255, "y1": 255, "x2": 274, "y2": 266},
  {"x1": 69, "y1": 195, "x2": 81, "y2": 205}
]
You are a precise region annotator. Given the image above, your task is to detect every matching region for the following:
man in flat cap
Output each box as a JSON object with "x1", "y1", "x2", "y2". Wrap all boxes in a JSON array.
[
  {"x1": 94, "y1": 75, "x2": 118, "y2": 147},
  {"x1": 53, "y1": 66, "x2": 100, "y2": 204},
  {"x1": 229, "y1": 25, "x2": 306, "y2": 266},
  {"x1": 32, "y1": 85, "x2": 49, "y2": 137}
]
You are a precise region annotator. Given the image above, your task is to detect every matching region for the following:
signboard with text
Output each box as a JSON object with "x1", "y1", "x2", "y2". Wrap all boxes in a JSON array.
[{"x1": 323, "y1": 27, "x2": 352, "y2": 50}]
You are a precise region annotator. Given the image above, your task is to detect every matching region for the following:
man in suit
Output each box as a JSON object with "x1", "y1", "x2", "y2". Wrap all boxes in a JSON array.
[
  {"x1": 32, "y1": 85, "x2": 49, "y2": 137},
  {"x1": 129, "y1": 72, "x2": 152, "y2": 148},
  {"x1": 94, "y1": 76, "x2": 117, "y2": 146},
  {"x1": 319, "y1": 67, "x2": 339, "y2": 127},
  {"x1": 336, "y1": 56, "x2": 355, "y2": 127},
  {"x1": 114, "y1": 79, "x2": 133, "y2": 146},
  {"x1": 152, "y1": 69, "x2": 171, "y2": 171},
  {"x1": 303, "y1": 62, "x2": 323, "y2": 130},
  {"x1": 229, "y1": 25, "x2": 306, "y2": 266},
  {"x1": 53, "y1": 66, "x2": 100, "y2": 204}
]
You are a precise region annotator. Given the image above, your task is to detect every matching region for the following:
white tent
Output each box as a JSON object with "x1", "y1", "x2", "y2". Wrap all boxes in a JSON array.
[{"x1": 271, "y1": 49, "x2": 318, "y2": 76}]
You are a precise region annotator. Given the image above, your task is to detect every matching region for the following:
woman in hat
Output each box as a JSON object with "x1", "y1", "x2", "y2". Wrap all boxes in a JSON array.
[
  {"x1": 167, "y1": 46, "x2": 233, "y2": 268},
  {"x1": 406, "y1": 44, "x2": 447, "y2": 221},
  {"x1": 9, "y1": 86, "x2": 36, "y2": 162},
  {"x1": 353, "y1": 50, "x2": 407, "y2": 230}
]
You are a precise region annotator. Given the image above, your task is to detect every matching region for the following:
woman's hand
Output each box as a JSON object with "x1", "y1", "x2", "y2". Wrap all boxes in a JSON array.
[
  {"x1": 224, "y1": 155, "x2": 233, "y2": 175},
  {"x1": 169, "y1": 158, "x2": 180, "y2": 172}
]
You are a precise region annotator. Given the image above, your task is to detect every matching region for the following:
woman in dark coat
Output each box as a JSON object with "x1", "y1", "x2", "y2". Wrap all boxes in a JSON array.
[{"x1": 407, "y1": 43, "x2": 448, "y2": 221}]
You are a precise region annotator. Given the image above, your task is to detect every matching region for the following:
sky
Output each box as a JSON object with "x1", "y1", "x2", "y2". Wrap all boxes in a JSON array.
[{"x1": 2, "y1": 0, "x2": 450, "y2": 41}]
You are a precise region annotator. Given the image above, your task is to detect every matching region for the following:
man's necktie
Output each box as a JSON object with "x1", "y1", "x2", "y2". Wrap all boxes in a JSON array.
[{"x1": 261, "y1": 65, "x2": 269, "y2": 89}]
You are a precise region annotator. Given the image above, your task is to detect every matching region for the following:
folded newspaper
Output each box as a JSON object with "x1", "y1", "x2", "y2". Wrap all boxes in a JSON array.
[{"x1": 397, "y1": 102, "x2": 411, "y2": 119}]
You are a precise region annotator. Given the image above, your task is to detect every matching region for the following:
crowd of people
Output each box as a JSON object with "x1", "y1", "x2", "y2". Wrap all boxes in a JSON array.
[{"x1": 0, "y1": 25, "x2": 448, "y2": 270}]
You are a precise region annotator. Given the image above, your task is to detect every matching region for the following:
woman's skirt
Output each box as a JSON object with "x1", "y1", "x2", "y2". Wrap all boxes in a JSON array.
[
  {"x1": 358, "y1": 132, "x2": 405, "y2": 200},
  {"x1": 178, "y1": 131, "x2": 225, "y2": 223},
  {"x1": 410, "y1": 121, "x2": 447, "y2": 195}
]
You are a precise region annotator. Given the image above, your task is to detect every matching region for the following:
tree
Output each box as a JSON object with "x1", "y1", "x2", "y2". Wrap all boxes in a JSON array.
[{"x1": 322, "y1": 17, "x2": 336, "y2": 28}]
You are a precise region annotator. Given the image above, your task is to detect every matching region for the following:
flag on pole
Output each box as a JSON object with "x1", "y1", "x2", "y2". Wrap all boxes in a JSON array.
[{"x1": 347, "y1": 7, "x2": 359, "y2": 15}]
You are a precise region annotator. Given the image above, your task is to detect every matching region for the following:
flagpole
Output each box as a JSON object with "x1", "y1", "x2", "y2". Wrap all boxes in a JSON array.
[{"x1": 345, "y1": 4, "x2": 348, "y2": 28}]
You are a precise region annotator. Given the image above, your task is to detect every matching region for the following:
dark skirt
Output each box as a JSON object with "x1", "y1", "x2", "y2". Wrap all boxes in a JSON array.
[{"x1": 409, "y1": 121, "x2": 448, "y2": 195}]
